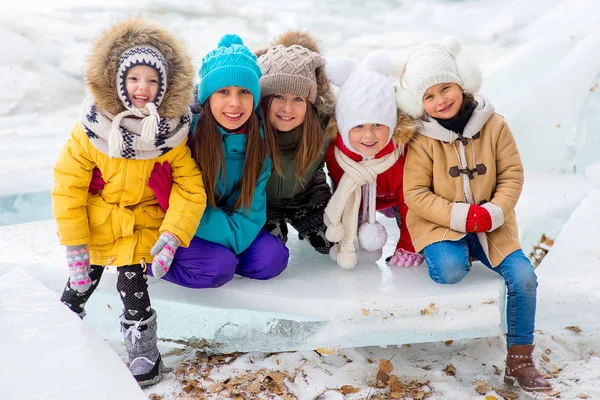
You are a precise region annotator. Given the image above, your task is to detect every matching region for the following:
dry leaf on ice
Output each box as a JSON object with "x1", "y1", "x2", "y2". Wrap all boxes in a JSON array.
[
  {"x1": 475, "y1": 380, "x2": 488, "y2": 394},
  {"x1": 443, "y1": 364, "x2": 456, "y2": 376},
  {"x1": 565, "y1": 325, "x2": 582, "y2": 334},
  {"x1": 340, "y1": 385, "x2": 360, "y2": 395}
]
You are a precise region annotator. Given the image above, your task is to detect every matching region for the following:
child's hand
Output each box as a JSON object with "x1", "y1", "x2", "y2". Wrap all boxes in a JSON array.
[
  {"x1": 466, "y1": 204, "x2": 492, "y2": 233},
  {"x1": 388, "y1": 248, "x2": 424, "y2": 267},
  {"x1": 89, "y1": 168, "x2": 105, "y2": 194},
  {"x1": 150, "y1": 231, "x2": 179, "y2": 278},
  {"x1": 66, "y1": 244, "x2": 92, "y2": 293},
  {"x1": 148, "y1": 161, "x2": 172, "y2": 212}
]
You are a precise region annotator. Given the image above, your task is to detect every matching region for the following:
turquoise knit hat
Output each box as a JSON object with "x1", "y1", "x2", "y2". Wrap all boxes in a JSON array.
[{"x1": 198, "y1": 34, "x2": 262, "y2": 109}]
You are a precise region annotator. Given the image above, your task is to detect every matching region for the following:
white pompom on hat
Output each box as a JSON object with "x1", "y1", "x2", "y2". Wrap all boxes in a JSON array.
[
  {"x1": 395, "y1": 36, "x2": 482, "y2": 119},
  {"x1": 326, "y1": 51, "x2": 398, "y2": 157}
]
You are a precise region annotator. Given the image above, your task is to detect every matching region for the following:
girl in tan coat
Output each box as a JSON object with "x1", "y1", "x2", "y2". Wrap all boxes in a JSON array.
[{"x1": 395, "y1": 37, "x2": 552, "y2": 392}]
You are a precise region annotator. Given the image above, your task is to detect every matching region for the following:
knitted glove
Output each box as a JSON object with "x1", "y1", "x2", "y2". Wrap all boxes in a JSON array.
[
  {"x1": 388, "y1": 248, "x2": 424, "y2": 267},
  {"x1": 148, "y1": 161, "x2": 172, "y2": 212},
  {"x1": 150, "y1": 232, "x2": 179, "y2": 279},
  {"x1": 66, "y1": 244, "x2": 92, "y2": 293},
  {"x1": 89, "y1": 167, "x2": 105, "y2": 194},
  {"x1": 466, "y1": 204, "x2": 492, "y2": 233}
]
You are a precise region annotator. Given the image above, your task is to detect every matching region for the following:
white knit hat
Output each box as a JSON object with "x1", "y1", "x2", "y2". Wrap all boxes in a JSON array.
[
  {"x1": 395, "y1": 36, "x2": 482, "y2": 119},
  {"x1": 326, "y1": 51, "x2": 398, "y2": 157}
]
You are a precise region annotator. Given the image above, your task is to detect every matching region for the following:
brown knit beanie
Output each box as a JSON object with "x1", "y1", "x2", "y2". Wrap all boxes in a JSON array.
[{"x1": 257, "y1": 44, "x2": 325, "y2": 104}]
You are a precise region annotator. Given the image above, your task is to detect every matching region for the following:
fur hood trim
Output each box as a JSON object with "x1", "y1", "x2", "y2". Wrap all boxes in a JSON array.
[{"x1": 86, "y1": 17, "x2": 195, "y2": 118}]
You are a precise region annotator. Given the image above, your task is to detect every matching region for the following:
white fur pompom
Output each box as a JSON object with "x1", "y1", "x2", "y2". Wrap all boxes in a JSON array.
[
  {"x1": 325, "y1": 57, "x2": 358, "y2": 87},
  {"x1": 326, "y1": 224, "x2": 345, "y2": 243},
  {"x1": 455, "y1": 54, "x2": 482, "y2": 94},
  {"x1": 395, "y1": 86, "x2": 423, "y2": 119},
  {"x1": 441, "y1": 36, "x2": 462, "y2": 56},
  {"x1": 358, "y1": 222, "x2": 387, "y2": 251},
  {"x1": 337, "y1": 250, "x2": 357, "y2": 269},
  {"x1": 391, "y1": 52, "x2": 409, "y2": 79},
  {"x1": 363, "y1": 50, "x2": 393, "y2": 76},
  {"x1": 358, "y1": 248, "x2": 383, "y2": 263}
]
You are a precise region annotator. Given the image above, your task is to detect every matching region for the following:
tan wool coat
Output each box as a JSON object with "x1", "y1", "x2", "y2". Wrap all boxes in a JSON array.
[{"x1": 403, "y1": 95, "x2": 524, "y2": 267}]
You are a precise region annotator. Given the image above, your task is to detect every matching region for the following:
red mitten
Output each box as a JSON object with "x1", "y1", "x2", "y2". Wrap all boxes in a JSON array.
[
  {"x1": 89, "y1": 168, "x2": 105, "y2": 194},
  {"x1": 148, "y1": 161, "x2": 173, "y2": 212},
  {"x1": 474, "y1": 205, "x2": 492, "y2": 232},
  {"x1": 465, "y1": 204, "x2": 477, "y2": 232}
]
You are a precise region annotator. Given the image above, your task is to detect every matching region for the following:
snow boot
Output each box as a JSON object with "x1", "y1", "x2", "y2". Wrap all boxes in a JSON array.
[
  {"x1": 121, "y1": 309, "x2": 163, "y2": 388},
  {"x1": 504, "y1": 344, "x2": 552, "y2": 392}
]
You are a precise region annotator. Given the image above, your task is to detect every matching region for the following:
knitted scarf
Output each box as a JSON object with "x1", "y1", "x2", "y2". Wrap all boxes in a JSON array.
[
  {"x1": 324, "y1": 146, "x2": 402, "y2": 269},
  {"x1": 81, "y1": 98, "x2": 191, "y2": 160}
]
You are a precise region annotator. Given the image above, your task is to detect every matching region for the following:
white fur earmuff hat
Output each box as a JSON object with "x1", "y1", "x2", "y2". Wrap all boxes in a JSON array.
[
  {"x1": 325, "y1": 51, "x2": 398, "y2": 157},
  {"x1": 395, "y1": 36, "x2": 482, "y2": 119}
]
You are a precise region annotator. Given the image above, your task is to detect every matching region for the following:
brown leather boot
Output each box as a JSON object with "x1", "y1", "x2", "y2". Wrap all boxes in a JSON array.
[{"x1": 504, "y1": 344, "x2": 553, "y2": 392}]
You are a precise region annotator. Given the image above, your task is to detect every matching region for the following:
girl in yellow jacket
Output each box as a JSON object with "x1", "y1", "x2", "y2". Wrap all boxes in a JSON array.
[
  {"x1": 396, "y1": 37, "x2": 552, "y2": 392},
  {"x1": 51, "y1": 18, "x2": 206, "y2": 387}
]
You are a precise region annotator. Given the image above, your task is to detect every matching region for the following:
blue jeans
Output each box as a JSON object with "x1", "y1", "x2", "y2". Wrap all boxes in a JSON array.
[{"x1": 422, "y1": 233, "x2": 538, "y2": 347}]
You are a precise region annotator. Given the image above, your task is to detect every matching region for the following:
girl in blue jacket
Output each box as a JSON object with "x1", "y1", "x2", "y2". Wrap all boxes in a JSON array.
[{"x1": 151, "y1": 34, "x2": 290, "y2": 288}]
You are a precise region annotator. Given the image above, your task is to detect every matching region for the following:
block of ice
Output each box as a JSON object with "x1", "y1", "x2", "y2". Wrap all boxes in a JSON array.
[{"x1": 0, "y1": 219, "x2": 507, "y2": 353}]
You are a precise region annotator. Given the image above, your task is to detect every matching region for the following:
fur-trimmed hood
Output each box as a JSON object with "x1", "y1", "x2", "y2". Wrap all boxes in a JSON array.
[
  {"x1": 326, "y1": 112, "x2": 416, "y2": 154},
  {"x1": 86, "y1": 17, "x2": 195, "y2": 118},
  {"x1": 255, "y1": 31, "x2": 335, "y2": 119}
]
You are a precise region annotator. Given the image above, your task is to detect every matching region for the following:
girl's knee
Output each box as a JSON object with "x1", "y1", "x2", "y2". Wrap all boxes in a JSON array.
[
  {"x1": 253, "y1": 244, "x2": 290, "y2": 279},
  {"x1": 238, "y1": 234, "x2": 290, "y2": 280},
  {"x1": 424, "y1": 244, "x2": 470, "y2": 285},
  {"x1": 512, "y1": 268, "x2": 538, "y2": 293},
  {"x1": 429, "y1": 264, "x2": 469, "y2": 284}
]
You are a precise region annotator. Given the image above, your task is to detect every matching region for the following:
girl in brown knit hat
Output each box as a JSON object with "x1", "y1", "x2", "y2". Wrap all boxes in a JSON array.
[{"x1": 256, "y1": 31, "x2": 336, "y2": 255}]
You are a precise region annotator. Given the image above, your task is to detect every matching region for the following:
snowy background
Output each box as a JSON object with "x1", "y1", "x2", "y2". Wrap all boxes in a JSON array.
[{"x1": 1, "y1": 0, "x2": 600, "y2": 399}]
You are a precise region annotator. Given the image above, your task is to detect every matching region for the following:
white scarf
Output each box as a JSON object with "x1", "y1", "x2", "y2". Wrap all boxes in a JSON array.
[
  {"x1": 324, "y1": 146, "x2": 402, "y2": 269},
  {"x1": 81, "y1": 98, "x2": 191, "y2": 160}
]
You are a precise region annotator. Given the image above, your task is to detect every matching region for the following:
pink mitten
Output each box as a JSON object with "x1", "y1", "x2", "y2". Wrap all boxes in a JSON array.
[
  {"x1": 388, "y1": 248, "x2": 424, "y2": 267},
  {"x1": 150, "y1": 231, "x2": 179, "y2": 278},
  {"x1": 148, "y1": 161, "x2": 172, "y2": 212}
]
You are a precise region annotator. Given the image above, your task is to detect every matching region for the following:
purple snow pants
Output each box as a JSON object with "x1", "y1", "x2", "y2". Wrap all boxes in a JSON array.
[{"x1": 150, "y1": 229, "x2": 290, "y2": 288}]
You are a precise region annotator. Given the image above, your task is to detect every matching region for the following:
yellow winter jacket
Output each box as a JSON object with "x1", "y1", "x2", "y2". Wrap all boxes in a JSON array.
[{"x1": 52, "y1": 122, "x2": 206, "y2": 266}]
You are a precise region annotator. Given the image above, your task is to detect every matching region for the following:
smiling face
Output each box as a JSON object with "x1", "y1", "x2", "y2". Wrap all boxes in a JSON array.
[
  {"x1": 348, "y1": 123, "x2": 390, "y2": 158},
  {"x1": 208, "y1": 86, "x2": 254, "y2": 130},
  {"x1": 125, "y1": 65, "x2": 160, "y2": 109},
  {"x1": 422, "y1": 82, "x2": 464, "y2": 120},
  {"x1": 267, "y1": 93, "x2": 307, "y2": 132}
]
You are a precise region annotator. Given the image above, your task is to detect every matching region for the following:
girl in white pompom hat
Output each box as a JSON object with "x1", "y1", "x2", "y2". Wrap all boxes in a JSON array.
[
  {"x1": 396, "y1": 36, "x2": 552, "y2": 393},
  {"x1": 323, "y1": 51, "x2": 420, "y2": 270}
]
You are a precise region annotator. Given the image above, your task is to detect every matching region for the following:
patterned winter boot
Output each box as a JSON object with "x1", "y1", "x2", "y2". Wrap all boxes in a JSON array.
[
  {"x1": 121, "y1": 309, "x2": 163, "y2": 387},
  {"x1": 504, "y1": 344, "x2": 553, "y2": 392}
]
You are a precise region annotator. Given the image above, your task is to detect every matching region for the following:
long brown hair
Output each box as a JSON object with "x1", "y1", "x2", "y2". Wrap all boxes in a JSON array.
[
  {"x1": 460, "y1": 92, "x2": 476, "y2": 114},
  {"x1": 261, "y1": 95, "x2": 324, "y2": 181},
  {"x1": 193, "y1": 101, "x2": 265, "y2": 212}
]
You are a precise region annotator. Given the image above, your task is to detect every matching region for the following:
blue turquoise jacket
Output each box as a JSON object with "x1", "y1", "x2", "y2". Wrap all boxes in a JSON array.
[{"x1": 192, "y1": 116, "x2": 272, "y2": 254}]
